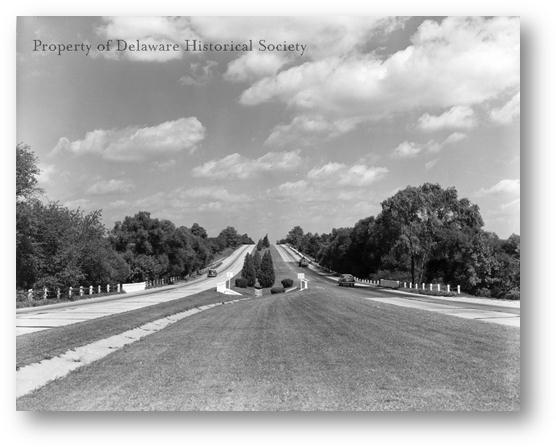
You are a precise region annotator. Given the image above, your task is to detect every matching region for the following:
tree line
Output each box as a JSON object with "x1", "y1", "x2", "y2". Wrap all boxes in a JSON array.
[
  {"x1": 16, "y1": 144, "x2": 254, "y2": 292},
  {"x1": 239, "y1": 235, "x2": 275, "y2": 288},
  {"x1": 279, "y1": 183, "x2": 520, "y2": 299}
]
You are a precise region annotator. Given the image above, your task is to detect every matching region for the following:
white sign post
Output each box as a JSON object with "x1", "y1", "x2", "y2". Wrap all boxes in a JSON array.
[
  {"x1": 297, "y1": 273, "x2": 308, "y2": 290},
  {"x1": 226, "y1": 272, "x2": 233, "y2": 289}
]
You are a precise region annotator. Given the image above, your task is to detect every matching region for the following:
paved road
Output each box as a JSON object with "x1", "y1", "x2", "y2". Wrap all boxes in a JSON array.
[
  {"x1": 17, "y1": 244, "x2": 519, "y2": 410},
  {"x1": 16, "y1": 245, "x2": 254, "y2": 336},
  {"x1": 276, "y1": 244, "x2": 520, "y2": 327}
]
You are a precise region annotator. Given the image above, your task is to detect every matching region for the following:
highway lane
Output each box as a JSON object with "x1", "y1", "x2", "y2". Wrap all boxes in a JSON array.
[
  {"x1": 276, "y1": 244, "x2": 520, "y2": 327},
  {"x1": 18, "y1": 244, "x2": 519, "y2": 410},
  {"x1": 16, "y1": 244, "x2": 254, "y2": 336}
]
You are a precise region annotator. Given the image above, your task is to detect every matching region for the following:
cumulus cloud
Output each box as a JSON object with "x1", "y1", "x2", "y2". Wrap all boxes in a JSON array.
[
  {"x1": 392, "y1": 132, "x2": 467, "y2": 159},
  {"x1": 478, "y1": 179, "x2": 520, "y2": 196},
  {"x1": 307, "y1": 162, "x2": 388, "y2": 187},
  {"x1": 179, "y1": 60, "x2": 218, "y2": 86},
  {"x1": 37, "y1": 164, "x2": 56, "y2": 184},
  {"x1": 52, "y1": 117, "x2": 205, "y2": 162},
  {"x1": 264, "y1": 115, "x2": 362, "y2": 147},
  {"x1": 192, "y1": 150, "x2": 302, "y2": 179},
  {"x1": 239, "y1": 17, "x2": 519, "y2": 119},
  {"x1": 490, "y1": 92, "x2": 520, "y2": 124},
  {"x1": 224, "y1": 53, "x2": 290, "y2": 83},
  {"x1": 179, "y1": 185, "x2": 250, "y2": 203},
  {"x1": 96, "y1": 17, "x2": 198, "y2": 62},
  {"x1": 417, "y1": 106, "x2": 477, "y2": 132},
  {"x1": 86, "y1": 179, "x2": 135, "y2": 195}
]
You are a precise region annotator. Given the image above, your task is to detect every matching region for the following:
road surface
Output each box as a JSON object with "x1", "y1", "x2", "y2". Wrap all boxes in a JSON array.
[
  {"x1": 16, "y1": 244, "x2": 253, "y2": 336},
  {"x1": 17, "y1": 244, "x2": 519, "y2": 411}
]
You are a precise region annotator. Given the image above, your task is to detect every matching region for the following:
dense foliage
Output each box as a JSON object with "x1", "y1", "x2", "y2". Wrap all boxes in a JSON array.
[
  {"x1": 16, "y1": 145, "x2": 254, "y2": 292},
  {"x1": 280, "y1": 184, "x2": 520, "y2": 299},
  {"x1": 258, "y1": 250, "x2": 276, "y2": 288},
  {"x1": 240, "y1": 252, "x2": 257, "y2": 287}
]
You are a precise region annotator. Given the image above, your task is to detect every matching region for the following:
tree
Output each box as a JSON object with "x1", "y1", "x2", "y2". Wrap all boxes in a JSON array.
[
  {"x1": 256, "y1": 239, "x2": 264, "y2": 251},
  {"x1": 241, "y1": 253, "x2": 257, "y2": 287},
  {"x1": 253, "y1": 250, "x2": 262, "y2": 276},
  {"x1": 262, "y1": 234, "x2": 270, "y2": 248},
  {"x1": 16, "y1": 143, "x2": 41, "y2": 202},
  {"x1": 190, "y1": 223, "x2": 207, "y2": 239},
  {"x1": 258, "y1": 250, "x2": 275, "y2": 287},
  {"x1": 285, "y1": 226, "x2": 304, "y2": 249}
]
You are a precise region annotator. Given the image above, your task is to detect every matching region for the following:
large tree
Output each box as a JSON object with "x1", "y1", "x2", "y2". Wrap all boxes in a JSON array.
[{"x1": 258, "y1": 250, "x2": 275, "y2": 288}]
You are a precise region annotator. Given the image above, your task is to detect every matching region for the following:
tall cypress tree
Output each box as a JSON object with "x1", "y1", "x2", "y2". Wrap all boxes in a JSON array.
[
  {"x1": 258, "y1": 250, "x2": 275, "y2": 287},
  {"x1": 253, "y1": 250, "x2": 262, "y2": 276},
  {"x1": 262, "y1": 234, "x2": 270, "y2": 248},
  {"x1": 241, "y1": 252, "x2": 256, "y2": 287}
]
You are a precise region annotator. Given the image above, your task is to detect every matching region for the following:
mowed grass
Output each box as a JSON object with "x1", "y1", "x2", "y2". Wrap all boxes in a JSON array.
[
  {"x1": 17, "y1": 288, "x2": 246, "y2": 370},
  {"x1": 17, "y1": 271, "x2": 519, "y2": 411}
]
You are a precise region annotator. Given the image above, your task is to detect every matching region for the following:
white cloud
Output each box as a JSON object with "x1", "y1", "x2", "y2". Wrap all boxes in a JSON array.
[
  {"x1": 192, "y1": 150, "x2": 302, "y2": 179},
  {"x1": 37, "y1": 164, "x2": 56, "y2": 184},
  {"x1": 264, "y1": 115, "x2": 362, "y2": 147},
  {"x1": 52, "y1": 117, "x2": 205, "y2": 162},
  {"x1": 307, "y1": 162, "x2": 388, "y2": 187},
  {"x1": 96, "y1": 17, "x2": 198, "y2": 62},
  {"x1": 179, "y1": 186, "x2": 249, "y2": 203},
  {"x1": 501, "y1": 198, "x2": 520, "y2": 210},
  {"x1": 490, "y1": 92, "x2": 520, "y2": 124},
  {"x1": 478, "y1": 179, "x2": 520, "y2": 196},
  {"x1": 239, "y1": 17, "x2": 519, "y2": 120},
  {"x1": 63, "y1": 198, "x2": 92, "y2": 209},
  {"x1": 417, "y1": 106, "x2": 477, "y2": 132},
  {"x1": 392, "y1": 141, "x2": 423, "y2": 159},
  {"x1": 224, "y1": 53, "x2": 290, "y2": 83},
  {"x1": 392, "y1": 132, "x2": 467, "y2": 159},
  {"x1": 179, "y1": 60, "x2": 218, "y2": 86},
  {"x1": 425, "y1": 159, "x2": 439, "y2": 170},
  {"x1": 86, "y1": 179, "x2": 135, "y2": 195}
]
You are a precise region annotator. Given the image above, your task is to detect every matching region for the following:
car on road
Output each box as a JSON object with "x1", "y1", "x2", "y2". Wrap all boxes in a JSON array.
[
  {"x1": 207, "y1": 269, "x2": 218, "y2": 278},
  {"x1": 298, "y1": 257, "x2": 309, "y2": 267},
  {"x1": 338, "y1": 274, "x2": 355, "y2": 287}
]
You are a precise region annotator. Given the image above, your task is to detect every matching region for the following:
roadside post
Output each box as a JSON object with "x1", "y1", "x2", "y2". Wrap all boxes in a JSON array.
[{"x1": 226, "y1": 272, "x2": 233, "y2": 289}]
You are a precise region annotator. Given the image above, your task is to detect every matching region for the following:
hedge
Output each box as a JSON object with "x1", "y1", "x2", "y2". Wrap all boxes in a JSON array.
[
  {"x1": 270, "y1": 286, "x2": 285, "y2": 294},
  {"x1": 235, "y1": 277, "x2": 248, "y2": 288},
  {"x1": 281, "y1": 278, "x2": 294, "y2": 288}
]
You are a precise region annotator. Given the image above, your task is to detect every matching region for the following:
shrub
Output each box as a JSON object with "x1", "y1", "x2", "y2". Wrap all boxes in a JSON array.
[
  {"x1": 270, "y1": 286, "x2": 285, "y2": 294},
  {"x1": 281, "y1": 278, "x2": 294, "y2": 288},
  {"x1": 504, "y1": 288, "x2": 520, "y2": 300},
  {"x1": 235, "y1": 277, "x2": 248, "y2": 288}
]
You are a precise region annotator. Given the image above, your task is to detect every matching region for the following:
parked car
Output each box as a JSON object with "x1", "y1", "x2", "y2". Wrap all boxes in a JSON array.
[
  {"x1": 338, "y1": 274, "x2": 355, "y2": 287},
  {"x1": 207, "y1": 269, "x2": 218, "y2": 278},
  {"x1": 298, "y1": 257, "x2": 309, "y2": 267}
]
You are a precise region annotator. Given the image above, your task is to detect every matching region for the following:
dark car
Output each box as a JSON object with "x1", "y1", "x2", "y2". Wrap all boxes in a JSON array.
[
  {"x1": 207, "y1": 269, "x2": 218, "y2": 278},
  {"x1": 338, "y1": 274, "x2": 355, "y2": 287},
  {"x1": 298, "y1": 257, "x2": 309, "y2": 267}
]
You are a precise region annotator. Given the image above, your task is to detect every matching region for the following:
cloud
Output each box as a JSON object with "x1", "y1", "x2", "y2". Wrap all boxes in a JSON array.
[
  {"x1": 86, "y1": 179, "x2": 135, "y2": 195},
  {"x1": 179, "y1": 60, "x2": 218, "y2": 86},
  {"x1": 52, "y1": 117, "x2": 205, "y2": 162},
  {"x1": 416, "y1": 106, "x2": 477, "y2": 132},
  {"x1": 239, "y1": 17, "x2": 519, "y2": 120},
  {"x1": 478, "y1": 179, "x2": 520, "y2": 196},
  {"x1": 392, "y1": 132, "x2": 467, "y2": 159},
  {"x1": 264, "y1": 115, "x2": 362, "y2": 147},
  {"x1": 224, "y1": 53, "x2": 290, "y2": 83},
  {"x1": 179, "y1": 185, "x2": 250, "y2": 203},
  {"x1": 425, "y1": 158, "x2": 439, "y2": 170},
  {"x1": 96, "y1": 17, "x2": 198, "y2": 62},
  {"x1": 192, "y1": 150, "x2": 302, "y2": 179},
  {"x1": 37, "y1": 164, "x2": 56, "y2": 184},
  {"x1": 63, "y1": 198, "x2": 92, "y2": 209},
  {"x1": 307, "y1": 162, "x2": 388, "y2": 187},
  {"x1": 490, "y1": 92, "x2": 520, "y2": 124}
]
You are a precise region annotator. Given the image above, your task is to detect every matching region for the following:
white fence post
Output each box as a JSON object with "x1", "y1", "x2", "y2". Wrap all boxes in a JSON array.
[
  {"x1": 79, "y1": 286, "x2": 84, "y2": 297},
  {"x1": 56, "y1": 288, "x2": 61, "y2": 299},
  {"x1": 43, "y1": 287, "x2": 48, "y2": 300},
  {"x1": 98, "y1": 285, "x2": 101, "y2": 294},
  {"x1": 457, "y1": 285, "x2": 461, "y2": 294},
  {"x1": 89, "y1": 285, "x2": 93, "y2": 295},
  {"x1": 437, "y1": 284, "x2": 440, "y2": 292},
  {"x1": 429, "y1": 283, "x2": 432, "y2": 291},
  {"x1": 27, "y1": 289, "x2": 33, "y2": 301},
  {"x1": 447, "y1": 284, "x2": 450, "y2": 293},
  {"x1": 421, "y1": 283, "x2": 425, "y2": 290},
  {"x1": 69, "y1": 287, "x2": 73, "y2": 299},
  {"x1": 117, "y1": 284, "x2": 121, "y2": 293}
]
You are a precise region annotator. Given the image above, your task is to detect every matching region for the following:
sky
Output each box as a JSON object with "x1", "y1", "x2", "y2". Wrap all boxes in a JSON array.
[{"x1": 16, "y1": 16, "x2": 520, "y2": 240}]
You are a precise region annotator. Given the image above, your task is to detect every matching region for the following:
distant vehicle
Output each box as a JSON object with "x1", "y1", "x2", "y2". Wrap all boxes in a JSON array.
[
  {"x1": 298, "y1": 257, "x2": 309, "y2": 267},
  {"x1": 338, "y1": 274, "x2": 355, "y2": 287},
  {"x1": 207, "y1": 269, "x2": 218, "y2": 278}
]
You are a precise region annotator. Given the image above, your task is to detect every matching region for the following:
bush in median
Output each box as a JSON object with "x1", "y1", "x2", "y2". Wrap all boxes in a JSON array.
[
  {"x1": 235, "y1": 278, "x2": 248, "y2": 288},
  {"x1": 281, "y1": 278, "x2": 294, "y2": 288},
  {"x1": 270, "y1": 286, "x2": 285, "y2": 294}
]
